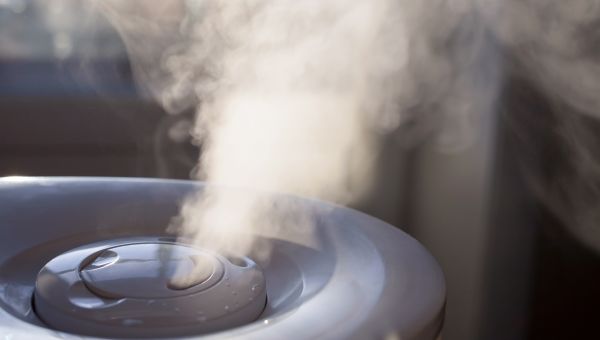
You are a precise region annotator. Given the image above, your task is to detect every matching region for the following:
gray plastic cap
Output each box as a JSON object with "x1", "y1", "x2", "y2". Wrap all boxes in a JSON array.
[{"x1": 33, "y1": 241, "x2": 267, "y2": 338}]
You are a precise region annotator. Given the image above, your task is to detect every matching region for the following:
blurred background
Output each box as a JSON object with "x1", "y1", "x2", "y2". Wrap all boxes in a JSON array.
[{"x1": 1, "y1": 1, "x2": 599, "y2": 339}]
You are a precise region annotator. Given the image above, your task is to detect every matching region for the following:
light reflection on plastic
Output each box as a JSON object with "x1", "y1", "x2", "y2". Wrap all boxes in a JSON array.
[{"x1": 0, "y1": 176, "x2": 33, "y2": 183}]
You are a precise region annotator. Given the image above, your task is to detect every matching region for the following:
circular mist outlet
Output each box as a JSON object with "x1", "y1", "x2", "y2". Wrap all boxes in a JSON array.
[
  {"x1": 79, "y1": 243, "x2": 223, "y2": 298},
  {"x1": 33, "y1": 240, "x2": 267, "y2": 338}
]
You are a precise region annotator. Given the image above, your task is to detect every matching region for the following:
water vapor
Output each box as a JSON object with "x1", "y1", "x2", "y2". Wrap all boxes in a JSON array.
[
  {"x1": 100, "y1": 0, "x2": 600, "y2": 254},
  {"x1": 481, "y1": 0, "x2": 600, "y2": 251},
  {"x1": 99, "y1": 0, "x2": 497, "y2": 257}
]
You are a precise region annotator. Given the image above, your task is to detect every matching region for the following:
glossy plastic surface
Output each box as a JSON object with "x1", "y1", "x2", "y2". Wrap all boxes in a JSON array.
[
  {"x1": 80, "y1": 243, "x2": 220, "y2": 298},
  {"x1": 0, "y1": 177, "x2": 445, "y2": 340},
  {"x1": 34, "y1": 240, "x2": 265, "y2": 338}
]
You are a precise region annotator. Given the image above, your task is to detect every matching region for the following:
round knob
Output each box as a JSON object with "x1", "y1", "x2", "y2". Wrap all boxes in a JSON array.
[
  {"x1": 80, "y1": 243, "x2": 219, "y2": 299},
  {"x1": 33, "y1": 239, "x2": 267, "y2": 338}
]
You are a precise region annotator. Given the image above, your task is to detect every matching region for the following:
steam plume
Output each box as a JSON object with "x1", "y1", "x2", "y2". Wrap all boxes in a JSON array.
[
  {"x1": 481, "y1": 0, "x2": 600, "y2": 251},
  {"x1": 99, "y1": 0, "x2": 496, "y2": 257},
  {"x1": 100, "y1": 0, "x2": 600, "y2": 254}
]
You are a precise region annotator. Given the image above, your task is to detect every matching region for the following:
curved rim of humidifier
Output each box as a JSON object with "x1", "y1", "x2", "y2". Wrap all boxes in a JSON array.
[{"x1": 0, "y1": 176, "x2": 445, "y2": 340}]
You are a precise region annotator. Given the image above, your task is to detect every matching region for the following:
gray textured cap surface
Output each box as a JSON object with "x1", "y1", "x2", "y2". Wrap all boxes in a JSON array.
[{"x1": 34, "y1": 240, "x2": 266, "y2": 338}]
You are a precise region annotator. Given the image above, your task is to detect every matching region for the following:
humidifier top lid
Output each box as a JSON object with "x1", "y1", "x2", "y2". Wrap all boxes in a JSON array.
[
  {"x1": 79, "y1": 243, "x2": 222, "y2": 299},
  {"x1": 33, "y1": 240, "x2": 267, "y2": 338}
]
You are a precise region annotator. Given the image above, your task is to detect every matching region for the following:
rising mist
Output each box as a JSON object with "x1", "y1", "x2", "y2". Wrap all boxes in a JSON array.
[{"x1": 98, "y1": 0, "x2": 600, "y2": 255}]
